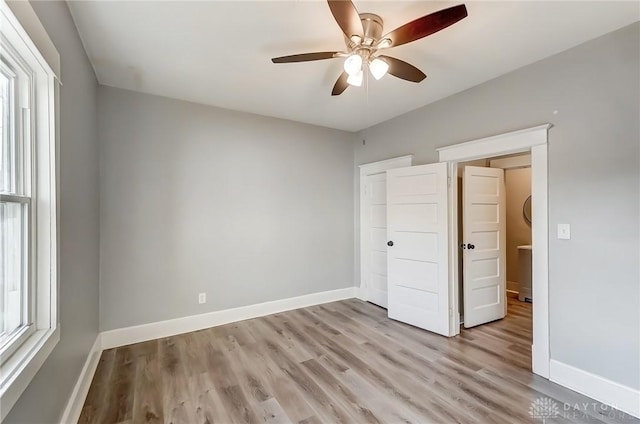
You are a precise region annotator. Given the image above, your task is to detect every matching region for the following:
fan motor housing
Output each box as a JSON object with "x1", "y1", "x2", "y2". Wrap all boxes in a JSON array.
[
  {"x1": 344, "y1": 13, "x2": 384, "y2": 49},
  {"x1": 360, "y1": 13, "x2": 384, "y2": 42}
]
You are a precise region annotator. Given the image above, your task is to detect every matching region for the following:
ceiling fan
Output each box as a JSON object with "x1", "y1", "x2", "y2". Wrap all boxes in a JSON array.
[{"x1": 271, "y1": 1, "x2": 468, "y2": 96}]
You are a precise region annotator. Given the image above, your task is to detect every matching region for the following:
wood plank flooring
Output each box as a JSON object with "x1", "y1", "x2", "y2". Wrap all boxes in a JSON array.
[{"x1": 79, "y1": 298, "x2": 639, "y2": 423}]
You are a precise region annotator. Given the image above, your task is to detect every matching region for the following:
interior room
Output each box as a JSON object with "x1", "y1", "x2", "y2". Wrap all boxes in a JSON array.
[
  {"x1": 0, "y1": 1, "x2": 638, "y2": 423},
  {"x1": 455, "y1": 154, "x2": 533, "y2": 365}
]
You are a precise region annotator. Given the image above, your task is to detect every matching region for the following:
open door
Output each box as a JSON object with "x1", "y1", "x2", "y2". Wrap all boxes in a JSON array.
[
  {"x1": 462, "y1": 166, "x2": 506, "y2": 328},
  {"x1": 386, "y1": 163, "x2": 451, "y2": 336}
]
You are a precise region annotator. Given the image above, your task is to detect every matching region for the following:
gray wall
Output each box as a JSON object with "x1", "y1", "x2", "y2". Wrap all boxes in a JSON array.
[
  {"x1": 505, "y1": 167, "x2": 532, "y2": 285},
  {"x1": 5, "y1": 1, "x2": 100, "y2": 423},
  {"x1": 98, "y1": 87, "x2": 355, "y2": 331},
  {"x1": 354, "y1": 23, "x2": 640, "y2": 390}
]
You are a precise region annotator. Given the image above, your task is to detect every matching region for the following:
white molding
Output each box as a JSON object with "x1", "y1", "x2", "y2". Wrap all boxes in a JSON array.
[
  {"x1": 0, "y1": 328, "x2": 59, "y2": 421},
  {"x1": 59, "y1": 335, "x2": 103, "y2": 424},
  {"x1": 506, "y1": 289, "x2": 519, "y2": 299},
  {"x1": 506, "y1": 281, "x2": 519, "y2": 292},
  {"x1": 0, "y1": 5, "x2": 59, "y2": 420},
  {"x1": 531, "y1": 143, "x2": 549, "y2": 378},
  {"x1": 101, "y1": 287, "x2": 357, "y2": 349},
  {"x1": 358, "y1": 155, "x2": 413, "y2": 176},
  {"x1": 354, "y1": 286, "x2": 367, "y2": 301},
  {"x1": 439, "y1": 124, "x2": 551, "y2": 379},
  {"x1": 1, "y1": 1, "x2": 60, "y2": 79},
  {"x1": 550, "y1": 360, "x2": 640, "y2": 419},
  {"x1": 446, "y1": 162, "x2": 460, "y2": 335},
  {"x1": 490, "y1": 154, "x2": 531, "y2": 169},
  {"x1": 437, "y1": 124, "x2": 551, "y2": 162}
]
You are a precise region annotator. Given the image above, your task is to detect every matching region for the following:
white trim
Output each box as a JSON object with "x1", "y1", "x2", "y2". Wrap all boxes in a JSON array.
[
  {"x1": 0, "y1": 3, "x2": 58, "y2": 420},
  {"x1": 490, "y1": 154, "x2": 531, "y2": 169},
  {"x1": 58, "y1": 334, "x2": 103, "y2": 424},
  {"x1": 531, "y1": 143, "x2": 549, "y2": 378},
  {"x1": 437, "y1": 124, "x2": 551, "y2": 162},
  {"x1": 438, "y1": 124, "x2": 550, "y2": 379},
  {"x1": 354, "y1": 286, "x2": 367, "y2": 301},
  {"x1": 1, "y1": 1, "x2": 59, "y2": 80},
  {"x1": 0, "y1": 327, "x2": 59, "y2": 421},
  {"x1": 506, "y1": 281, "x2": 519, "y2": 292},
  {"x1": 101, "y1": 287, "x2": 357, "y2": 350},
  {"x1": 359, "y1": 155, "x2": 413, "y2": 305},
  {"x1": 550, "y1": 360, "x2": 640, "y2": 419},
  {"x1": 358, "y1": 154, "x2": 413, "y2": 176}
]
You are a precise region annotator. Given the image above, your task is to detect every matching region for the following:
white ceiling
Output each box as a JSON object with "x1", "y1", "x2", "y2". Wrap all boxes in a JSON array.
[{"x1": 67, "y1": 1, "x2": 639, "y2": 132}]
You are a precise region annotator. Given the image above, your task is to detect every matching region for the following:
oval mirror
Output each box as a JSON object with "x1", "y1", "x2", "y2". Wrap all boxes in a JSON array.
[{"x1": 523, "y1": 195, "x2": 532, "y2": 224}]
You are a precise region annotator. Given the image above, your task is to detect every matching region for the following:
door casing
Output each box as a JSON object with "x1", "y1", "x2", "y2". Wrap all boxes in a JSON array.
[{"x1": 437, "y1": 124, "x2": 551, "y2": 379}]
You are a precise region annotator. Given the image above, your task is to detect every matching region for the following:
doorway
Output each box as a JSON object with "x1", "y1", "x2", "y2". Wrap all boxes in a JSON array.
[
  {"x1": 438, "y1": 124, "x2": 551, "y2": 378},
  {"x1": 457, "y1": 153, "x2": 532, "y2": 328}
]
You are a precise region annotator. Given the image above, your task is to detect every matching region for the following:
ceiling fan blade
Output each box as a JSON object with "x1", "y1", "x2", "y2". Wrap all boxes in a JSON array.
[
  {"x1": 379, "y1": 55, "x2": 426, "y2": 83},
  {"x1": 331, "y1": 72, "x2": 349, "y2": 96},
  {"x1": 272, "y1": 52, "x2": 341, "y2": 63},
  {"x1": 380, "y1": 4, "x2": 467, "y2": 48},
  {"x1": 327, "y1": 0, "x2": 364, "y2": 40}
]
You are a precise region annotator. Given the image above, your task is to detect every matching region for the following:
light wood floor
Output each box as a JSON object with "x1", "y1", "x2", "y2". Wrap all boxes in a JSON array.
[{"x1": 80, "y1": 298, "x2": 638, "y2": 423}]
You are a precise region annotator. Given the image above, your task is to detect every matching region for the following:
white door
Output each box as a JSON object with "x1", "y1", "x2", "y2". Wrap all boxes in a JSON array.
[
  {"x1": 387, "y1": 163, "x2": 451, "y2": 336},
  {"x1": 463, "y1": 166, "x2": 506, "y2": 328},
  {"x1": 362, "y1": 173, "x2": 389, "y2": 308}
]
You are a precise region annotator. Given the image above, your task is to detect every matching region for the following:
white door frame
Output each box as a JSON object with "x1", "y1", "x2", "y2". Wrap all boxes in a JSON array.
[
  {"x1": 437, "y1": 124, "x2": 551, "y2": 378},
  {"x1": 359, "y1": 155, "x2": 413, "y2": 302}
]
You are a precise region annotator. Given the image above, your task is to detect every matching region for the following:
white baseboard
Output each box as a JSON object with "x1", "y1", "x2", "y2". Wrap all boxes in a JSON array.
[
  {"x1": 101, "y1": 287, "x2": 358, "y2": 349},
  {"x1": 550, "y1": 359, "x2": 640, "y2": 419},
  {"x1": 59, "y1": 334, "x2": 103, "y2": 424},
  {"x1": 355, "y1": 286, "x2": 367, "y2": 301}
]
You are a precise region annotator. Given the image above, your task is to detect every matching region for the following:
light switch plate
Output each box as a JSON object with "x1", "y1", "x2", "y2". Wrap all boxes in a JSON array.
[{"x1": 557, "y1": 224, "x2": 571, "y2": 240}]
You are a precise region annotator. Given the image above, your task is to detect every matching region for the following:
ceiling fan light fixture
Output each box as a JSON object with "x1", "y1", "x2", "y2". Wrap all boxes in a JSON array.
[
  {"x1": 350, "y1": 35, "x2": 362, "y2": 45},
  {"x1": 376, "y1": 38, "x2": 392, "y2": 49},
  {"x1": 347, "y1": 69, "x2": 363, "y2": 87},
  {"x1": 369, "y1": 58, "x2": 389, "y2": 80},
  {"x1": 343, "y1": 54, "x2": 363, "y2": 76}
]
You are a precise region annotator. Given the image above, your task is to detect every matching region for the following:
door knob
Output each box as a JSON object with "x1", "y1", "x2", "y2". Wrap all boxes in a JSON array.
[
  {"x1": 387, "y1": 241, "x2": 394, "y2": 247},
  {"x1": 468, "y1": 244, "x2": 475, "y2": 250}
]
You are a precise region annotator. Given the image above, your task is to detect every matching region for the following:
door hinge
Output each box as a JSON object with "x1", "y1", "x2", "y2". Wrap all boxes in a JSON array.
[
  {"x1": 447, "y1": 176, "x2": 451, "y2": 187},
  {"x1": 449, "y1": 308, "x2": 453, "y2": 317}
]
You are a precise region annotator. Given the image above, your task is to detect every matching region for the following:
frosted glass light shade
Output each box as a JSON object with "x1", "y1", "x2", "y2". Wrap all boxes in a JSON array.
[
  {"x1": 347, "y1": 70, "x2": 363, "y2": 87},
  {"x1": 369, "y1": 58, "x2": 389, "y2": 80},
  {"x1": 344, "y1": 54, "x2": 363, "y2": 76}
]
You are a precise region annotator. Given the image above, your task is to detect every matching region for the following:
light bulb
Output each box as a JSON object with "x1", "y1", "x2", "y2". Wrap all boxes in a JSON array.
[
  {"x1": 343, "y1": 54, "x2": 363, "y2": 76},
  {"x1": 369, "y1": 58, "x2": 389, "y2": 80},
  {"x1": 347, "y1": 70, "x2": 363, "y2": 87}
]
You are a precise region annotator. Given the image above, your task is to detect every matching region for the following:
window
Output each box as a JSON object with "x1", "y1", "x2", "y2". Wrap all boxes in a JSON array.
[
  {"x1": 0, "y1": 1, "x2": 58, "y2": 419},
  {"x1": 1, "y1": 39, "x2": 34, "y2": 362}
]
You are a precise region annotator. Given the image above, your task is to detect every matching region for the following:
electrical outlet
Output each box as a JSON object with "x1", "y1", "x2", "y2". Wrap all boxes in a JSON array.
[{"x1": 198, "y1": 292, "x2": 206, "y2": 304}]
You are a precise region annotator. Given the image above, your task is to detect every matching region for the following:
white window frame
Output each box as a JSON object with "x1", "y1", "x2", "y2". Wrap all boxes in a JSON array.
[
  {"x1": 0, "y1": 47, "x2": 37, "y2": 366},
  {"x1": 0, "y1": 2, "x2": 58, "y2": 420}
]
